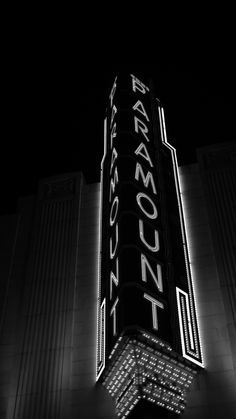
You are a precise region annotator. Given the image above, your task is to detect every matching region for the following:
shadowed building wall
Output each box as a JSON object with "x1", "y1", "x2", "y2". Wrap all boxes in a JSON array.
[
  {"x1": 180, "y1": 142, "x2": 236, "y2": 419},
  {"x1": 0, "y1": 142, "x2": 235, "y2": 419},
  {"x1": 1, "y1": 173, "x2": 83, "y2": 418},
  {"x1": 0, "y1": 173, "x2": 116, "y2": 419}
]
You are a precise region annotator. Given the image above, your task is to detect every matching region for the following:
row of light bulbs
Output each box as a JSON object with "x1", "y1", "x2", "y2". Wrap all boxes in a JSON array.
[{"x1": 102, "y1": 333, "x2": 196, "y2": 418}]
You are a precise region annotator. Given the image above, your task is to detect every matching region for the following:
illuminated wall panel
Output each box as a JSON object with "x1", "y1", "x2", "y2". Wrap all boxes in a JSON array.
[
  {"x1": 179, "y1": 160, "x2": 236, "y2": 419},
  {"x1": 97, "y1": 74, "x2": 203, "y2": 418},
  {"x1": 0, "y1": 174, "x2": 83, "y2": 419},
  {"x1": 197, "y1": 143, "x2": 236, "y2": 363}
]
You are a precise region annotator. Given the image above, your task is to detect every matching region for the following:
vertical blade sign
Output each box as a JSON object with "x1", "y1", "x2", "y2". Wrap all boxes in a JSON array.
[{"x1": 97, "y1": 74, "x2": 203, "y2": 418}]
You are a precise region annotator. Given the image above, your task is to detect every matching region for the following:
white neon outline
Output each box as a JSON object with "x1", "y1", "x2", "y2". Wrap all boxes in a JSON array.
[
  {"x1": 158, "y1": 105, "x2": 204, "y2": 368},
  {"x1": 185, "y1": 294, "x2": 194, "y2": 350},
  {"x1": 160, "y1": 107, "x2": 201, "y2": 361},
  {"x1": 134, "y1": 116, "x2": 150, "y2": 142},
  {"x1": 110, "y1": 104, "x2": 117, "y2": 128},
  {"x1": 139, "y1": 219, "x2": 160, "y2": 252},
  {"x1": 110, "y1": 223, "x2": 119, "y2": 259},
  {"x1": 130, "y1": 73, "x2": 150, "y2": 93},
  {"x1": 132, "y1": 100, "x2": 150, "y2": 122},
  {"x1": 96, "y1": 116, "x2": 109, "y2": 381},
  {"x1": 134, "y1": 142, "x2": 154, "y2": 167},
  {"x1": 110, "y1": 147, "x2": 118, "y2": 174},
  {"x1": 102, "y1": 117, "x2": 107, "y2": 164},
  {"x1": 143, "y1": 293, "x2": 164, "y2": 330},
  {"x1": 135, "y1": 162, "x2": 157, "y2": 195},
  {"x1": 110, "y1": 257, "x2": 119, "y2": 300},
  {"x1": 109, "y1": 166, "x2": 119, "y2": 202},
  {"x1": 176, "y1": 288, "x2": 203, "y2": 367},
  {"x1": 97, "y1": 78, "x2": 118, "y2": 381},
  {"x1": 110, "y1": 122, "x2": 117, "y2": 149},
  {"x1": 109, "y1": 76, "x2": 117, "y2": 107},
  {"x1": 141, "y1": 254, "x2": 163, "y2": 293},
  {"x1": 110, "y1": 196, "x2": 119, "y2": 226},
  {"x1": 96, "y1": 298, "x2": 106, "y2": 380},
  {"x1": 176, "y1": 287, "x2": 194, "y2": 350},
  {"x1": 110, "y1": 297, "x2": 119, "y2": 336},
  {"x1": 136, "y1": 192, "x2": 158, "y2": 220}
]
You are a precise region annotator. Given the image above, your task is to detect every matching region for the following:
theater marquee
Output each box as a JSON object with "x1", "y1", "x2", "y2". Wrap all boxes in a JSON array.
[{"x1": 96, "y1": 74, "x2": 203, "y2": 418}]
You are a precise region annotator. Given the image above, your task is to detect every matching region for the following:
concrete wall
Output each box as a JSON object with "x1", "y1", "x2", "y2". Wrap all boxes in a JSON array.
[
  {"x1": 179, "y1": 163, "x2": 236, "y2": 419},
  {"x1": 1, "y1": 158, "x2": 235, "y2": 418},
  {"x1": 70, "y1": 182, "x2": 116, "y2": 419},
  {"x1": 0, "y1": 198, "x2": 35, "y2": 419}
]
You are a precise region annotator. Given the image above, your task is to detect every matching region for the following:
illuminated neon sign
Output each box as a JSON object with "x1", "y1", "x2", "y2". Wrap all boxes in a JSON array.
[{"x1": 97, "y1": 74, "x2": 203, "y2": 417}]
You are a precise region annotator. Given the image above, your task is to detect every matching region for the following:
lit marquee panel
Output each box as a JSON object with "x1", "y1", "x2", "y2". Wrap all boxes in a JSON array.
[
  {"x1": 104, "y1": 333, "x2": 196, "y2": 417},
  {"x1": 96, "y1": 74, "x2": 203, "y2": 417}
]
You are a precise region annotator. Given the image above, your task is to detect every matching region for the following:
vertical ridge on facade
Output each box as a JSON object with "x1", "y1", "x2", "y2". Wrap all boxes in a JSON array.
[{"x1": 11, "y1": 176, "x2": 82, "y2": 418}]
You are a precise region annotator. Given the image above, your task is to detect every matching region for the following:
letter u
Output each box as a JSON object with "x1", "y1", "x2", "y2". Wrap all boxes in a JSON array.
[{"x1": 139, "y1": 219, "x2": 159, "y2": 252}]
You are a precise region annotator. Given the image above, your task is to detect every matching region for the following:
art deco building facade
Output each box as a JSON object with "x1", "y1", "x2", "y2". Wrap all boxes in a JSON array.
[{"x1": 0, "y1": 76, "x2": 235, "y2": 419}]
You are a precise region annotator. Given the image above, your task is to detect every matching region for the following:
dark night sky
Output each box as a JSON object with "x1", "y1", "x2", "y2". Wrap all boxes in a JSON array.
[{"x1": 1, "y1": 29, "x2": 235, "y2": 215}]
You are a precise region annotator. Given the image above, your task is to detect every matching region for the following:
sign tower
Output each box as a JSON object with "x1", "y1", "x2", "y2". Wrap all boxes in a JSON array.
[{"x1": 96, "y1": 74, "x2": 203, "y2": 418}]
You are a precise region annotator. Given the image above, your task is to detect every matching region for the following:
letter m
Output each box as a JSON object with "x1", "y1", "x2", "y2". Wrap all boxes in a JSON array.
[{"x1": 110, "y1": 167, "x2": 119, "y2": 202}]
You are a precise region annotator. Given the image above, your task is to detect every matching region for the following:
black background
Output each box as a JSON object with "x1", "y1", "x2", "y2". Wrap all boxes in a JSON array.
[{"x1": 1, "y1": 17, "x2": 235, "y2": 215}]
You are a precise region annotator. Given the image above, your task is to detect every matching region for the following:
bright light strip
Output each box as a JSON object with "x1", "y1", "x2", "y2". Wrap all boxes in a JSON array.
[
  {"x1": 102, "y1": 116, "x2": 108, "y2": 165},
  {"x1": 178, "y1": 171, "x2": 206, "y2": 366},
  {"x1": 96, "y1": 116, "x2": 109, "y2": 381},
  {"x1": 143, "y1": 293, "x2": 164, "y2": 330},
  {"x1": 96, "y1": 298, "x2": 106, "y2": 380},
  {"x1": 176, "y1": 288, "x2": 204, "y2": 366},
  {"x1": 110, "y1": 297, "x2": 119, "y2": 336},
  {"x1": 95, "y1": 180, "x2": 102, "y2": 381},
  {"x1": 102, "y1": 333, "x2": 196, "y2": 418},
  {"x1": 158, "y1": 105, "x2": 204, "y2": 368},
  {"x1": 96, "y1": 82, "x2": 119, "y2": 380}
]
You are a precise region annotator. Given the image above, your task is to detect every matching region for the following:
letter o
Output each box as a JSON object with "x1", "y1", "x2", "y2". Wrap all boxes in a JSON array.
[
  {"x1": 136, "y1": 192, "x2": 157, "y2": 219},
  {"x1": 110, "y1": 196, "x2": 119, "y2": 226}
]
